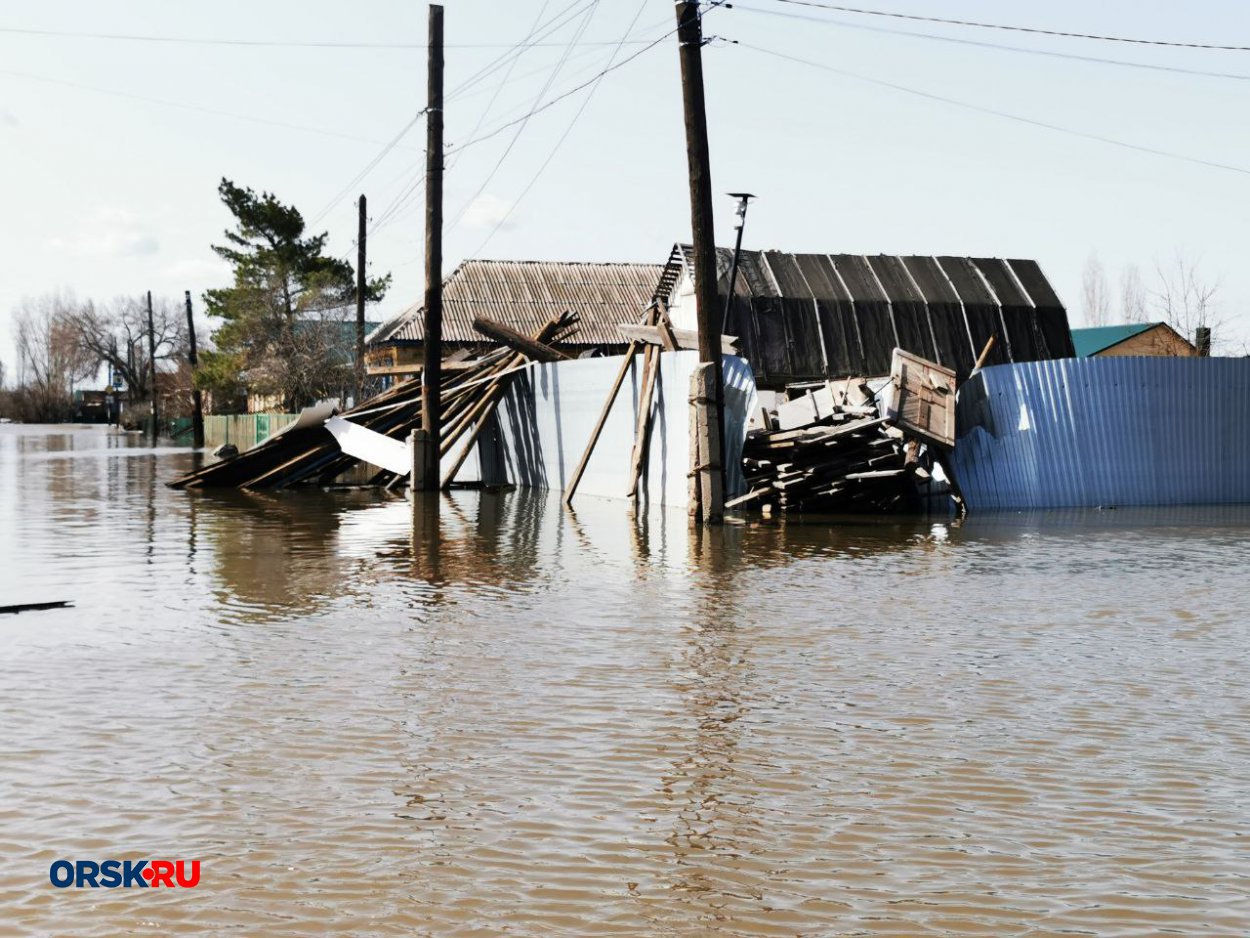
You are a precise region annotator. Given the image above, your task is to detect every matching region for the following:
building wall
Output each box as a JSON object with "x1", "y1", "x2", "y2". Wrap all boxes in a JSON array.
[
  {"x1": 1097, "y1": 325, "x2": 1195, "y2": 358},
  {"x1": 366, "y1": 343, "x2": 425, "y2": 377}
]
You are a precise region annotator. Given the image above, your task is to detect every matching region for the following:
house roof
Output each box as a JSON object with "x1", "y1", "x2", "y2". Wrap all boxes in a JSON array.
[
  {"x1": 368, "y1": 259, "x2": 664, "y2": 348},
  {"x1": 1070, "y1": 322, "x2": 1159, "y2": 357},
  {"x1": 656, "y1": 244, "x2": 1074, "y2": 383}
]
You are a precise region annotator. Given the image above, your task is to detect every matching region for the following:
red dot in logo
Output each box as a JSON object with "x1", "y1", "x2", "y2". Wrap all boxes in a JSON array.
[{"x1": 143, "y1": 867, "x2": 154, "y2": 881}]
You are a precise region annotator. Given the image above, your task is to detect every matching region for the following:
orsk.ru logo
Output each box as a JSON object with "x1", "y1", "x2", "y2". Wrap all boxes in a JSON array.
[{"x1": 49, "y1": 860, "x2": 201, "y2": 888}]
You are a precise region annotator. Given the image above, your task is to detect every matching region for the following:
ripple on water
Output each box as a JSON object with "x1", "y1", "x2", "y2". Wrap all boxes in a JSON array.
[{"x1": 1, "y1": 426, "x2": 1249, "y2": 935}]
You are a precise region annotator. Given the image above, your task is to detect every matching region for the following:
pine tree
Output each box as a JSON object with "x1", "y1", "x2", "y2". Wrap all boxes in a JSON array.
[{"x1": 200, "y1": 179, "x2": 389, "y2": 410}]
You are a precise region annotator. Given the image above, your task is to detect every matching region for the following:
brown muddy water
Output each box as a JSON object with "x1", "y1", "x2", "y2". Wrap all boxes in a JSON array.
[{"x1": 1, "y1": 424, "x2": 1249, "y2": 937}]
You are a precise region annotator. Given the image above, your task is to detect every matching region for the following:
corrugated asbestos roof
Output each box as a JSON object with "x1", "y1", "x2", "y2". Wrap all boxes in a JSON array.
[
  {"x1": 952, "y1": 357, "x2": 1250, "y2": 510},
  {"x1": 657, "y1": 245, "x2": 1075, "y2": 385},
  {"x1": 368, "y1": 259, "x2": 663, "y2": 348},
  {"x1": 1070, "y1": 322, "x2": 1157, "y2": 357}
]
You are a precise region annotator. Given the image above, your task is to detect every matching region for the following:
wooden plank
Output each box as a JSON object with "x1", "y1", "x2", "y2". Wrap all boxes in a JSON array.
[
  {"x1": 626, "y1": 343, "x2": 661, "y2": 497},
  {"x1": 884, "y1": 348, "x2": 957, "y2": 449},
  {"x1": 617, "y1": 324, "x2": 738, "y2": 356}
]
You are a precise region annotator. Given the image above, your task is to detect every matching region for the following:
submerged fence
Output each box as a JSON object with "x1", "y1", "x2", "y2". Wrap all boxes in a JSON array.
[{"x1": 170, "y1": 414, "x2": 300, "y2": 452}]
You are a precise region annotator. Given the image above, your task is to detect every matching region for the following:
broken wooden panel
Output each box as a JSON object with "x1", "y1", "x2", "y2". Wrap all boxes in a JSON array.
[{"x1": 884, "y1": 348, "x2": 957, "y2": 449}]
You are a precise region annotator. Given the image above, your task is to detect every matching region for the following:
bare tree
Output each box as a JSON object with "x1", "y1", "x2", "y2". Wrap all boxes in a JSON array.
[
  {"x1": 1081, "y1": 253, "x2": 1111, "y2": 326},
  {"x1": 11, "y1": 292, "x2": 98, "y2": 421},
  {"x1": 65, "y1": 294, "x2": 187, "y2": 405},
  {"x1": 1119, "y1": 264, "x2": 1148, "y2": 323},
  {"x1": 1150, "y1": 252, "x2": 1222, "y2": 349}
]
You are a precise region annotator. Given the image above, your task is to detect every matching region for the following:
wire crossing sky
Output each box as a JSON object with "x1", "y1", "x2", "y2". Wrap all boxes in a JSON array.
[{"x1": 2, "y1": 0, "x2": 1249, "y2": 371}]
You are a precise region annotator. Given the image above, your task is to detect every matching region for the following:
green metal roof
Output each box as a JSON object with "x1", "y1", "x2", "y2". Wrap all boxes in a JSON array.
[{"x1": 1070, "y1": 322, "x2": 1157, "y2": 357}]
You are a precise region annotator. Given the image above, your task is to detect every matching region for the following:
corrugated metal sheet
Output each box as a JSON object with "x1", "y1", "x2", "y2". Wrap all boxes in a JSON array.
[
  {"x1": 952, "y1": 356, "x2": 1250, "y2": 510},
  {"x1": 368, "y1": 259, "x2": 663, "y2": 348},
  {"x1": 660, "y1": 245, "x2": 1075, "y2": 388}
]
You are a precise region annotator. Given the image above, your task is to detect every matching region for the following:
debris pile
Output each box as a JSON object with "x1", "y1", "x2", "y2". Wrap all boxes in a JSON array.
[
  {"x1": 727, "y1": 350, "x2": 958, "y2": 514},
  {"x1": 168, "y1": 311, "x2": 579, "y2": 490}
]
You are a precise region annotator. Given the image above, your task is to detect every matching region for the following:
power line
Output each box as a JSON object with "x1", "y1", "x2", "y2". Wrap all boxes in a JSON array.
[
  {"x1": 763, "y1": 0, "x2": 1250, "y2": 52},
  {"x1": 449, "y1": 0, "x2": 602, "y2": 233},
  {"x1": 309, "y1": 0, "x2": 601, "y2": 237},
  {"x1": 0, "y1": 67, "x2": 425, "y2": 146},
  {"x1": 446, "y1": 25, "x2": 680, "y2": 157},
  {"x1": 470, "y1": 0, "x2": 651, "y2": 255},
  {"x1": 737, "y1": 41, "x2": 1250, "y2": 177},
  {"x1": 308, "y1": 109, "x2": 428, "y2": 227},
  {"x1": 0, "y1": 23, "x2": 653, "y2": 50},
  {"x1": 735, "y1": 4, "x2": 1250, "y2": 81}
]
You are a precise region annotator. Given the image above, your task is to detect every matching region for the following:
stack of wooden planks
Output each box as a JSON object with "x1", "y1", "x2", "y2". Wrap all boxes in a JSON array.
[
  {"x1": 168, "y1": 311, "x2": 579, "y2": 490},
  {"x1": 727, "y1": 350, "x2": 957, "y2": 514}
]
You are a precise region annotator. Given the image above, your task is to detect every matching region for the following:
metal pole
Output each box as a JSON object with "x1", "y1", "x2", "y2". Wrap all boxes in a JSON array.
[
  {"x1": 418, "y1": 3, "x2": 444, "y2": 490},
  {"x1": 146, "y1": 290, "x2": 158, "y2": 441},
  {"x1": 355, "y1": 194, "x2": 367, "y2": 404},
  {"x1": 184, "y1": 290, "x2": 204, "y2": 448},
  {"x1": 720, "y1": 193, "x2": 755, "y2": 334},
  {"x1": 674, "y1": 0, "x2": 722, "y2": 524}
]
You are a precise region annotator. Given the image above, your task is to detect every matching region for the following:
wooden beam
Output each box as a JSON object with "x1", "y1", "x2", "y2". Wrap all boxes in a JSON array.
[
  {"x1": 562, "y1": 341, "x2": 641, "y2": 506},
  {"x1": 626, "y1": 344, "x2": 661, "y2": 498},
  {"x1": 473, "y1": 316, "x2": 574, "y2": 362},
  {"x1": 617, "y1": 324, "x2": 738, "y2": 356}
]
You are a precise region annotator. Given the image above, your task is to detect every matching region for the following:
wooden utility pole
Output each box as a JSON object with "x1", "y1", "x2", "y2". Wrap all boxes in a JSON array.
[
  {"x1": 146, "y1": 290, "x2": 159, "y2": 441},
  {"x1": 674, "y1": 0, "x2": 723, "y2": 523},
  {"x1": 355, "y1": 194, "x2": 367, "y2": 404},
  {"x1": 184, "y1": 290, "x2": 204, "y2": 449},
  {"x1": 416, "y1": 3, "x2": 444, "y2": 490}
]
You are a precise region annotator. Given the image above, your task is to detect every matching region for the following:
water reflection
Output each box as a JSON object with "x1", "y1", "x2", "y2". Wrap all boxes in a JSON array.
[{"x1": 3, "y1": 425, "x2": 1250, "y2": 937}]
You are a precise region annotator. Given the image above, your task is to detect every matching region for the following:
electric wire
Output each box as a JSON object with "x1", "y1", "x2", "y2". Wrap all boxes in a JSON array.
[
  {"x1": 447, "y1": 0, "x2": 601, "y2": 232},
  {"x1": 763, "y1": 0, "x2": 1250, "y2": 52},
  {"x1": 735, "y1": 4, "x2": 1250, "y2": 81},
  {"x1": 468, "y1": 0, "x2": 651, "y2": 255},
  {"x1": 0, "y1": 23, "x2": 653, "y2": 50},
  {"x1": 737, "y1": 41, "x2": 1250, "y2": 177},
  {"x1": 0, "y1": 67, "x2": 425, "y2": 146}
]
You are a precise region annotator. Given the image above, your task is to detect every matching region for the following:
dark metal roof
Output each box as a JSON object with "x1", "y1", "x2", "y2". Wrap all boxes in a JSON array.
[
  {"x1": 657, "y1": 246, "x2": 1074, "y2": 385},
  {"x1": 368, "y1": 259, "x2": 663, "y2": 348}
]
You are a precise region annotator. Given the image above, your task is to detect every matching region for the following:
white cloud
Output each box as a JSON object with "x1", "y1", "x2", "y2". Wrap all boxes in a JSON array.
[
  {"x1": 0, "y1": 109, "x2": 17, "y2": 128},
  {"x1": 47, "y1": 206, "x2": 161, "y2": 258},
  {"x1": 461, "y1": 193, "x2": 514, "y2": 232}
]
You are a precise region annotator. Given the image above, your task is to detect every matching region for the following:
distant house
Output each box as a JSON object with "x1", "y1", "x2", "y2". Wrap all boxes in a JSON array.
[
  {"x1": 654, "y1": 244, "x2": 1075, "y2": 388},
  {"x1": 366, "y1": 259, "x2": 663, "y2": 381},
  {"x1": 1070, "y1": 322, "x2": 1196, "y2": 358},
  {"x1": 246, "y1": 318, "x2": 380, "y2": 413}
]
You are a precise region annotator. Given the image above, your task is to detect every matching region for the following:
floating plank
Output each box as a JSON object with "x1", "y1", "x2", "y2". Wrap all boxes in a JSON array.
[{"x1": 0, "y1": 601, "x2": 71, "y2": 615}]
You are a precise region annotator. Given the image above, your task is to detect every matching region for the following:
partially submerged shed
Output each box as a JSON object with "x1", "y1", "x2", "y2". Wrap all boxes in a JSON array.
[
  {"x1": 653, "y1": 244, "x2": 1074, "y2": 387},
  {"x1": 366, "y1": 259, "x2": 663, "y2": 380}
]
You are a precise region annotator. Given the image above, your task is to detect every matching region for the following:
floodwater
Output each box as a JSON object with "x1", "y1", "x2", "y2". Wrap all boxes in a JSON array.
[{"x1": 2, "y1": 424, "x2": 1249, "y2": 937}]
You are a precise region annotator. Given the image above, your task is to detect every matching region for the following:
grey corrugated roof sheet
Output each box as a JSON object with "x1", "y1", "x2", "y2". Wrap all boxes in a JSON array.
[
  {"x1": 656, "y1": 244, "x2": 1074, "y2": 385},
  {"x1": 368, "y1": 259, "x2": 664, "y2": 348}
]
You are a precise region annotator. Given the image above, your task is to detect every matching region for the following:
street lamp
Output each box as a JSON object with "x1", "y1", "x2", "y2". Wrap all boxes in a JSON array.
[{"x1": 721, "y1": 192, "x2": 755, "y2": 335}]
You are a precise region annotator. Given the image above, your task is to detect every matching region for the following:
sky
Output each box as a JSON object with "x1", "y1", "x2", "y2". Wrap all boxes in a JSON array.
[{"x1": 3, "y1": 0, "x2": 1250, "y2": 377}]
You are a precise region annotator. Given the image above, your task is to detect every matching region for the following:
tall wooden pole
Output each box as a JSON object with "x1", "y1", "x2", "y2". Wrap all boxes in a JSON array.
[
  {"x1": 184, "y1": 290, "x2": 204, "y2": 448},
  {"x1": 146, "y1": 289, "x2": 159, "y2": 442},
  {"x1": 417, "y1": 3, "x2": 445, "y2": 489},
  {"x1": 355, "y1": 194, "x2": 367, "y2": 404},
  {"x1": 674, "y1": 0, "x2": 723, "y2": 523}
]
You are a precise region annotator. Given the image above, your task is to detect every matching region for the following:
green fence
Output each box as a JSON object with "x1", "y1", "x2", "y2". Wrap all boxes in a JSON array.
[{"x1": 200, "y1": 413, "x2": 300, "y2": 452}]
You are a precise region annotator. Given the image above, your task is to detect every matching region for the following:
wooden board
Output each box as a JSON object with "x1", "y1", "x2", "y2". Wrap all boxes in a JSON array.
[{"x1": 883, "y1": 348, "x2": 957, "y2": 449}]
